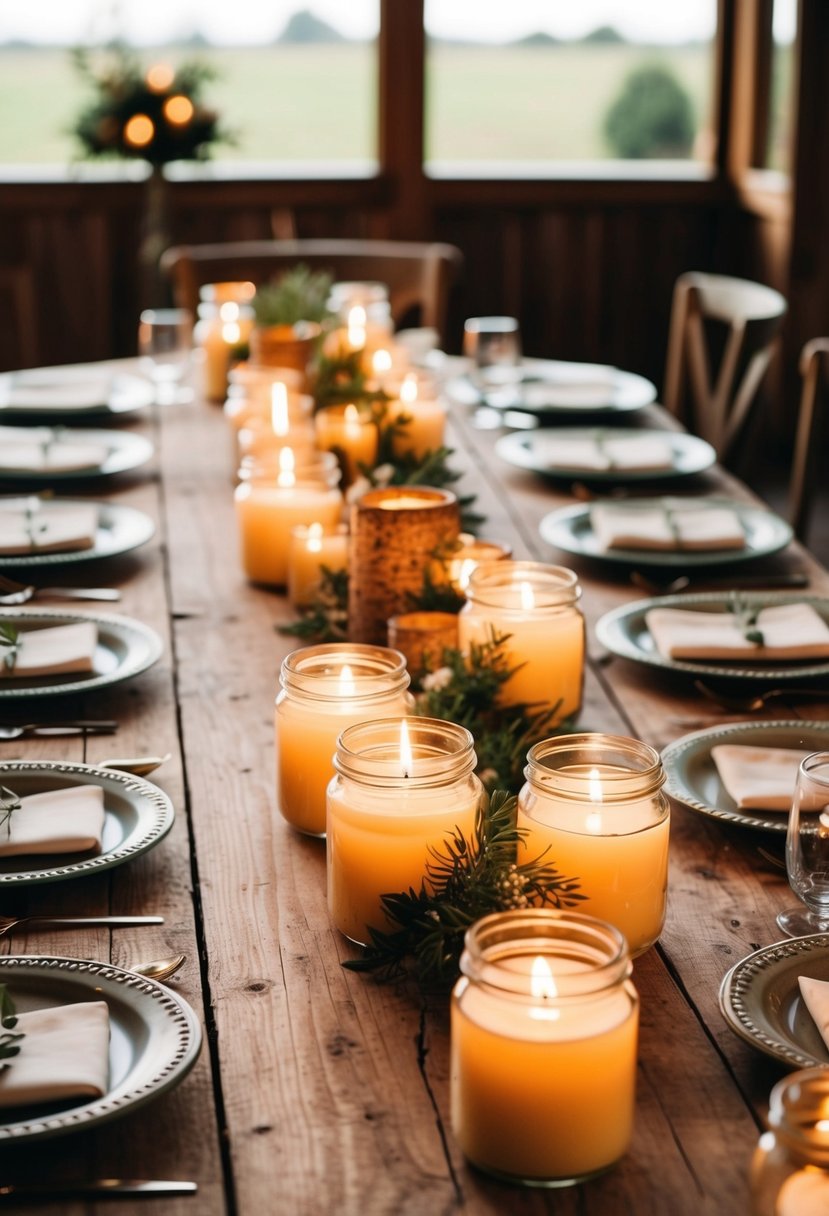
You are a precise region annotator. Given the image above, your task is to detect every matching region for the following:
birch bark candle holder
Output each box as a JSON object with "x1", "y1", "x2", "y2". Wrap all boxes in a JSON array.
[
  {"x1": 348, "y1": 486, "x2": 461, "y2": 644},
  {"x1": 387, "y1": 611, "x2": 459, "y2": 678}
]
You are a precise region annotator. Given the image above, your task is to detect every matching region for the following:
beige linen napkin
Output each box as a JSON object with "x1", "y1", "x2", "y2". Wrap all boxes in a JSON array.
[
  {"x1": 0, "y1": 504, "x2": 98, "y2": 555},
  {"x1": 798, "y1": 977, "x2": 829, "y2": 1052},
  {"x1": 0, "y1": 1000, "x2": 109, "y2": 1108},
  {"x1": 0, "y1": 622, "x2": 97, "y2": 679},
  {"x1": 646, "y1": 602, "x2": 829, "y2": 661},
  {"x1": 0, "y1": 380, "x2": 112, "y2": 410},
  {"x1": 538, "y1": 432, "x2": 675, "y2": 472},
  {"x1": 0, "y1": 426, "x2": 108, "y2": 474},
  {"x1": 591, "y1": 502, "x2": 746, "y2": 552},
  {"x1": 711, "y1": 744, "x2": 812, "y2": 809},
  {"x1": 0, "y1": 784, "x2": 105, "y2": 856}
]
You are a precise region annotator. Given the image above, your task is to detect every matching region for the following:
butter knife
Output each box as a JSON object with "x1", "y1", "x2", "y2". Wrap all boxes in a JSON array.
[{"x1": 0, "y1": 1179, "x2": 197, "y2": 1198}]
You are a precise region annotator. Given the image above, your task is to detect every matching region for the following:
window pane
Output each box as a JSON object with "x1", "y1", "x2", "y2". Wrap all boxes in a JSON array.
[
  {"x1": 0, "y1": 2, "x2": 378, "y2": 169},
  {"x1": 765, "y1": 0, "x2": 796, "y2": 172},
  {"x1": 424, "y1": 0, "x2": 717, "y2": 170}
]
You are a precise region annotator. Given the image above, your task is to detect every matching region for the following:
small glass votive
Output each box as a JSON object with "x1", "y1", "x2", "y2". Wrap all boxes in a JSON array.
[
  {"x1": 751, "y1": 1067, "x2": 829, "y2": 1214},
  {"x1": 138, "y1": 308, "x2": 194, "y2": 404},
  {"x1": 451, "y1": 909, "x2": 638, "y2": 1187},
  {"x1": 194, "y1": 282, "x2": 256, "y2": 402},
  {"x1": 516, "y1": 733, "x2": 670, "y2": 956},
  {"x1": 314, "y1": 403, "x2": 379, "y2": 486},
  {"x1": 288, "y1": 522, "x2": 349, "y2": 609},
  {"x1": 387, "y1": 611, "x2": 459, "y2": 679},
  {"x1": 327, "y1": 717, "x2": 482, "y2": 944}
]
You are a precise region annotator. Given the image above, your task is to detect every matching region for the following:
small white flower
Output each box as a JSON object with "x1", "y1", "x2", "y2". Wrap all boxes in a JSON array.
[
  {"x1": 373, "y1": 463, "x2": 395, "y2": 486},
  {"x1": 421, "y1": 665, "x2": 453, "y2": 692},
  {"x1": 345, "y1": 476, "x2": 372, "y2": 505}
]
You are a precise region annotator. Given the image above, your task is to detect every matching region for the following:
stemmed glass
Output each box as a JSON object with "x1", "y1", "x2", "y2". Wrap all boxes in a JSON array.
[
  {"x1": 777, "y1": 751, "x2": 829, "y2": 936},
  {"x1": 138, "y1": 308, "x2": 194, "y2": 404}
]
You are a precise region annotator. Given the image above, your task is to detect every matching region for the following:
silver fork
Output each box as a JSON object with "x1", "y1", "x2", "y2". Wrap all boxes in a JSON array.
[
  {"x1": 0, "y1": 914, "x2": 163, "y2": 938},
  {"x1": 0, "y1": 574, "x2": 120, "y2": 605}
]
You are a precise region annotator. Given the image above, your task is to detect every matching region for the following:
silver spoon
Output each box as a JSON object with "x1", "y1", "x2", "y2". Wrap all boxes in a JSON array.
[
  {"x1": 98, "y1": 753, "x2": 171, "y2": 777},
  {"x1": 132, "y1": 953, "x2": 186, "y2": 982}
]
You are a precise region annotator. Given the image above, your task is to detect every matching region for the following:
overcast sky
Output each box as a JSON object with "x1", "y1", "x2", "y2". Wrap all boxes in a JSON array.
[{"x1": 0, "y1": 1, "x2": 795, "y2": 46}]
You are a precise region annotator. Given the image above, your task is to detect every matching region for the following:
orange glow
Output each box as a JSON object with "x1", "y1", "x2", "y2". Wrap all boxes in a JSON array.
[
  {"x1": 146, "y1": 63, "x2": 175, "y2": 92},
  {"x1": 123, "y1": 114, "x2": 155, "y2": 148},
  {"x1": 164, "y1": 95, "x2": 194, "y2": 126}
]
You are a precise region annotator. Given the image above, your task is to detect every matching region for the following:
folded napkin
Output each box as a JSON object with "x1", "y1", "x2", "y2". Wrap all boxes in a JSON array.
[
  {"x1": 0, "y1": 784, "x2": 105, "y2": 856},
  {"x1": 0, "y1": 427, "x2": 108, "y2": 474},
  {"x1": 591, "y1": 502, "x2": 746, "y2": 552},
  {"x1": 0, "y1": 503, "x2": 98, "y2": 555},
  {"x1": 537, "y1": 432, "x2": 675, "y2": 472},
  {"x1": 646, "y1": 602, "x2": 829, "y2": 661},
  {"x1": 0, "y1": 382, "x2": 111, "y2": 411},
  {"x1": 0, "y1": 622, "x2": 97, "y2": 679},
  {"x1": 0, "y1": 1000, "x2": 109, "y2": 1108},
  {"x1": 711, "y1": 744, "x2": 813, "y2": 809},
  {"x1": 524, "y1": 371, "x2": 618, "y2": 409},
  {"x1": 799, "y1": 977, "x2": 829, "y2": 1052}
]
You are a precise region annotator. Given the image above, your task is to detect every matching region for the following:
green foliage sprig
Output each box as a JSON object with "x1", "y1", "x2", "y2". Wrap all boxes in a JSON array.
[
  {"x1": 0, "y1": 786, "x2": 19, "y2": 841},
  {"x1": 727, "y1": 594, "x2": 765, "y2": 646},
  {"x1": 252, "y1": 266, "x2": 334, "y2": 328},
  {"x1": 71, "y1": 43, "x2": 230, "y2": 166},
  {"x1": 343, "y1": 789, "x2": 585, "y2": 988},
  {"x1": 0, "y1": 625, "x2": 20, "y2": 672},
  {"x1": 0, "y1": 985, "x2": 25, "y2": 1070},
  {"x1": 278, "y1": 566, "x2": 348, "y2": 643}
]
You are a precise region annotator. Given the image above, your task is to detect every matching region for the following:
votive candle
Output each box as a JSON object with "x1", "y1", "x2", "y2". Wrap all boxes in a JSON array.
[{"x1": 288, "y1": 522, "x2": 349, "y2": 608}]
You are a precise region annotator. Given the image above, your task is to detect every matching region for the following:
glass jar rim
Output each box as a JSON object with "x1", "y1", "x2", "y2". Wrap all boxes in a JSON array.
[
  {"x1": 465, "y1": 561, "x2": 581, "y2": 608},
  {"x1": 334, "y1": 716, "x2": 477, "y2": 785},
  {"x1": 768, "y1": 1067, "x2": 829, "y2": 1162},
  {"x1": 524, "y1": 732, "x2": 665, "y2": 801},
  {"x1": 460, "y1": 909, "x2": 631, "y2": 998},
  {"x1": 358, "y1": 486, "x2": 458, "y2": 512},
  {"x1": 281, "y1": 644, "x2": 409, "y2": 702}
]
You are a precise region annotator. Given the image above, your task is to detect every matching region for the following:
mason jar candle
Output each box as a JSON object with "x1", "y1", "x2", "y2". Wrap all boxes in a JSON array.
[
  {"x1": 516, "y1": 733, "x2": 670, "y2": 957},
  {"x1": 288, "y1": 522, "x2": 350, "y2": 609},
  {"x1": 275, "y1": 644, "x2": 412, "y2": 837},
  {"x1": 751, "y1": 1067, "x2": 829, "y2": 1215},
  {"x1": 314, "y1": 403, "x2": 379, "y2": 486},
  {"x1": 327, "y1": 717, "x2": 482, "y2": 944},
  {"x1": 451, "y1": 909, "x2": 639, "y2": 1187},
  {"x1": 458, "y1": 561, "x2": 584, "y2": 722}
]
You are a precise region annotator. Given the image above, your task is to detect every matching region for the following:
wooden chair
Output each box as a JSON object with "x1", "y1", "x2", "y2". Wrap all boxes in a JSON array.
[
  {"x1": 160, "y1": 239, "x2": 464, "y2": 344},
  {"x1": 790, "y1": 337, "x2": 829, "y2": 543},
  {"x1": 663, "y1": 271, "x2": 787, "y2": 462}
]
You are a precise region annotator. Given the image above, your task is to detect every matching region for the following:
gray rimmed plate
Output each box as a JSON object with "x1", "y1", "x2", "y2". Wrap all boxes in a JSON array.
[
  {"x1": 0, "y1": 609, "x2": 163, "y2": 699},
  {"x1": 662, "y1": 720, "x2": 829, "y2": 833},
  {"x1": 0, "y1": 369, "x2": 154, "y2": 422},
  {"x1": 0, "y1": 429, "x2": 154, "y2": 483},
  {"x1": 0, "y1": 760, "x2": 174, "y2": 885},
  {"x1": 540, "y1": 498, "x2": 793, "y2": 568},
  {"x1": 446, "y1": 359, "x2": 656, "y2": 414},
  {"x1": 595, "y1": 592, "x2": 829, "y2": 682},
  {"x1": 0, "y1": 499, "x2": 155, "y2": 569},
  {"x1": 496, "y1": 428, "x2": 716, "y2": 482},
  {"x1": 0, "y1": 955, "x2": 201, "y2": 1141},
  {"x1": 720, "y1": 935, "x2": 829, "y2": 1068}
]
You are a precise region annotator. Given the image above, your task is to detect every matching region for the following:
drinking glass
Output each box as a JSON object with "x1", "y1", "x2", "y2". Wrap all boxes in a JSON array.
[
  {"x1": 138, "y1": 308, "x2": 194, "y2": 404},
  {"x1": 777, "y1": 752, "x2": 829, "y2": 936},
  {"x1": 462, "y1": 316, "x2": 522, "y2": 391}
]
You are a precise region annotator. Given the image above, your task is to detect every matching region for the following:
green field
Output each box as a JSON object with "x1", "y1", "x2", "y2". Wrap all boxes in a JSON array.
[{"x1": 0, "y1": 42, "x2": 713, "y2": 166}]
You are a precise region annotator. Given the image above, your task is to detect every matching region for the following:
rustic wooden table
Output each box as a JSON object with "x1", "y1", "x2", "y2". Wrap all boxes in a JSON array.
[{"x1": 0, "y1": 362, "x2": 826, "y2": 1215}]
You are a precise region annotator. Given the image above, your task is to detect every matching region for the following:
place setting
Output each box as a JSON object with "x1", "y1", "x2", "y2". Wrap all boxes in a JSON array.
[
  {"x1": 0, "y1": 424, "x2": 154, "y2": 484},
  {"x1": 0, "y1": 495, "x2": 155, "y2": 569},
  {"x1": 0, "y1": 364, "x2": 155, "y2": 423},
  {"x1": 495, "y1": 425, "x2": 718, "y2": 482}
]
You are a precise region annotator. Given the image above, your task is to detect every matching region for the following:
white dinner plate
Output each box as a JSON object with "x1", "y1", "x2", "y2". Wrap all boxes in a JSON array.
[
  {"x1": 446, "y1": 358, "x2": 657, "y2": 415},
  {"x1": 595, "y1": 592, "x2": 829, "y2": 683},
  {"x1": 0, "y1": 608, "x2": 163, "y2": 699},
  {"x1": 539, "y1": 498, "x2": 793, "y2": 567},
  {"x1": 0, "y1": 367, "x2": 153, "y2": 421},
  {"x1": 0, "y1": 429, "x2": 153, "y2": 483},
  {"x1": 0, "y1": 760, "x2": 175, "y2": 885},
  {"x1": 661, "y1": 719, "x2": 829, "y2": 834},
  {"x1": 0, "y1": 955, "x2": 201, "y2": 1141},
  {"x1": 0, "y1": 498, "x2": 155, "y2": 569},
  {"x1": 496, "y1": 428, "x2": 717, "y2": 482}
]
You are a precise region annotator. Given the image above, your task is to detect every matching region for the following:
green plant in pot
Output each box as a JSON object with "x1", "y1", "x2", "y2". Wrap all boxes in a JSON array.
[{"x1": 250, "y1": 265, "x2": 334, "y2": 383}]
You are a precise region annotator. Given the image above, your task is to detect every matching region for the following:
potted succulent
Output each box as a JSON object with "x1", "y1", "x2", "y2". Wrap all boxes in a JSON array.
[{"x1": 250, "y1": 265, "x2": 334, "y2": 383}]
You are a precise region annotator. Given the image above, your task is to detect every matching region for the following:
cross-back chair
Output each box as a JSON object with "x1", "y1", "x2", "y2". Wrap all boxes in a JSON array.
[
  {"x1": 663, "y1": 271, "x2": 788, "y2": 463},
  {"x1": 160, "y1": 239, "x2": 464, "y2": 345},
  {"x1": 790, "y1": 337, "x2": 829, "y2": 543}
]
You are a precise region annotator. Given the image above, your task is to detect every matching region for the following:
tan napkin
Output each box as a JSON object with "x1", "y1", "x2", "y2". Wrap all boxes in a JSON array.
[
  {"x1": 646, "y1": 602, "x2": 829, "y2": 661},
  {"x1": 0, "y1": 784, "x2": 105, "y2": 856},
  {"x1": 0, "y1": 380, "x2": 111, "y2": 410},
  {"x1": 711, "y1": 744, "x2": 813, "y2": 809},
  {"x1": 591, "y1": 502, "x2": 746, "y2": 552},
  {"x1": 524, "y1": 369, "x2": 618, "y2": 409},
  {"x1": 0, "y1": 503, "x2": 98, "y2": 555},
  {"x1": 0, "y1": 1000, "x2": 109, "y2": 1108},
  {"x1": 537, "y1": 432, "x2": 675, "y2": 472},
  {"x1": 0, "y1": 426, "x2": 108, "y2": 474},
  {"x1": 0, "y1": 622, "x2": 97, "y2": 679},
  {"x1": 799, "y1": 977, "x2": 829, "y2": 1052}
]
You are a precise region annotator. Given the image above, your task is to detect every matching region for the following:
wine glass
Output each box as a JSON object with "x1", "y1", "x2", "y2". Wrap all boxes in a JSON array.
[
  {"x1": 138, "y1": 308, "x2": 194, "y2": 404},
  {"x1": 777, "y1": 751, "x2": 829, "y2": 936}
]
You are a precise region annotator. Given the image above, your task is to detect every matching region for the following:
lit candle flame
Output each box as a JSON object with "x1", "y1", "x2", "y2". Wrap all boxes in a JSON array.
[
  {"x1": 372, "y1": 348, "x2": 392, "y2": 375},
  {"x1": 458, "y1": 558, "x2": 476, "y2": 590},
  {"x1": 586, "y1": 766, "x2": 604, "y2": 833},
  {"x1": 271, "y1": 383, "x2": 289, "y2": 437},
  {"x1": 306, "y1": 521, "x2": 324, "y2": 553},
  {"x1": 344, "y1": 403, "x2": 361, "y2": 435},
  {"x1": 399, "y1": 718, "x2": 413, "y2": 778},
  {"x1": 338, "y1": 663, "x2": 356, "y2": 697},
  {"x1": 400, "y1": 374, "x2": 418, "y2": 405},
  {"x1": 519, "y1": 581, "x2": 535, "y2": 611},
  {"x1": 219, "y1": 302, "x2": 240, "y2": 323},
  {"x1": 530, "y1": 956, "x2": 557, "y2": 1000},
  {"x1": 277, "y1": 447, "x2": 296, "y2": 488},
  {"x1": 146, "y1": 63, "x2": 175, "y2": 92},
  {"x1": 221, "y1": 321, "x2": 241, "y2": 345},
  {"x1": 347, "y1": 306, "x2": 367, "y2": 351}
]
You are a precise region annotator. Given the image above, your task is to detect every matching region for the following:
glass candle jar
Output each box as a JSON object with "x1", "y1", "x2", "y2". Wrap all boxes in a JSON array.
[
  {"x1": 751, "y1": 1067, "x2": 829, "y2": 1215},
  {"x1": 194, "y1": 281, "x2": 256, "y2": 402},
  {"x1": 288, "y1": 522, "x2": 350, "y2": 609},
  {"x1": 458, "y1": 561, "x2": 584, "y2": 722},
  {"x1": 451, "y1": 908, "x2": 638, "y2": 1187},
  {"x1": 275, "y1": 644, "x2": 412, "y2": 838},
  {"x1": 327, "y1": 717, "x2": 482, "y2": 945},
  {"x1": 516, "y1": 733, "x2": 670, "y2": 957}
]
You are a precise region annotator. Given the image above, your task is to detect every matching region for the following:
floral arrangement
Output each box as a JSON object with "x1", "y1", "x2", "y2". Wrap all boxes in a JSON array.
[{"x1": 71, "y1": 44, "x2": 229, "y2": 166}]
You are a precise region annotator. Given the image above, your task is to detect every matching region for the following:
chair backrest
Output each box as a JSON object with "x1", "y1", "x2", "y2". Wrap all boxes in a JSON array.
[
  {"x1": 160, "y1": 239, "x2": 464, "y2": 344},
  {"x1": 790, "y1": 337, "x2": 829, "y2": 542},
  {"x1": 662, "y1": 271, "x2": 787, "y2": 461}
]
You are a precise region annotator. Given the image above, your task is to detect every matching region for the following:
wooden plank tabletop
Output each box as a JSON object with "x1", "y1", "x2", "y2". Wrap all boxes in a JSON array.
[{"x1": 0, "y1": 362, "x2": 827, "y2": 1214}]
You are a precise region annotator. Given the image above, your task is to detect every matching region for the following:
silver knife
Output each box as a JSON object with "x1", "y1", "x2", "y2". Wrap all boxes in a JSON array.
[{"x1": 0, "y1": 1179, "x2": 197, "y2": 1198}]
